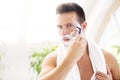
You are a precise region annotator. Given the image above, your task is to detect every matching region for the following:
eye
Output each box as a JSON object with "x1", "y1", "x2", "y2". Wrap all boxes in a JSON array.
[
  {"x1": 66, "y1": 24, "x2": 74, "y2": 28},
  {"x1": 57, "y1": 25, "x2": 62, "y2": 29}
]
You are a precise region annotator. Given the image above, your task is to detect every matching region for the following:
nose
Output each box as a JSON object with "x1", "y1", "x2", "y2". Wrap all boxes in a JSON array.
[{"x1": 60, "y1": 28, "x2": 69, "y2": 35}]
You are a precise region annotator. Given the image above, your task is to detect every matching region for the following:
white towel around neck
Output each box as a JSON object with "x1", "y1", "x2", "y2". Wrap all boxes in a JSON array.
[{"x1": 56, "y1": 39, "x2": 107, "y2": 80}]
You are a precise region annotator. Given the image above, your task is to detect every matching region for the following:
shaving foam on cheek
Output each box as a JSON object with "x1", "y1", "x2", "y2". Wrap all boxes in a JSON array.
[
  {"x1": 60, "y1": 34, "x2": 75, "y2": 47},
  {"x1": 60, "y1": 25, "x2": 83, "y2": 47},
  {"x1": 61, "y1": 29, "x2": 79, "y2": 47}
]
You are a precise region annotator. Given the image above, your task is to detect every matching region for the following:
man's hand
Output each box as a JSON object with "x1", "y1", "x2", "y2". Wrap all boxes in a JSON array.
[
  {"x1": 95, "y1": 66, "x2": 113, "y2": 80},
  {"x1": 67, "y1": 34, "x2": 87, "y2": 61}
]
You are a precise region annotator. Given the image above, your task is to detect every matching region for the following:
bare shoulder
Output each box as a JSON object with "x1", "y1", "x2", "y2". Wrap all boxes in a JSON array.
[
  {"x1": 42, "y1": 51, "x2": 57, "y2": 67},
  {"x1": 102, "y1": 50, "x2": 117, "y2": 68},
  {"x1": 102, "y1": 50, "x2": 120, "y2": 79},
  {"x1": 39, "y1": 51, "x2": 57, "y2": 76}
]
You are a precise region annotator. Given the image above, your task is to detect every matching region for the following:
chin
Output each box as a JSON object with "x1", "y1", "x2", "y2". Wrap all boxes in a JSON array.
[{"x1": 62, "y1": 41, "x2": 71, "y2": 47}]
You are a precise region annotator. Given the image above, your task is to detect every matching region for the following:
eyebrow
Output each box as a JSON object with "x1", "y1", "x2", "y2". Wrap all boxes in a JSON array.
[
  {"x1": 56, "y1": 23, "x2": 74, "y2": 27},
  {"x1": 65, "y1": 22, "x2": 73, "y2": 25},
  {"x1": 56, "y1": 25, "x2": 62, "y2": 27}
]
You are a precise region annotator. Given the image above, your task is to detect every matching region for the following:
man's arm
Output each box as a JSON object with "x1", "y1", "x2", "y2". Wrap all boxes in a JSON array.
[
  {"x1": 38, "y1": 52, "x2": 57, "y2": 78},
  {"x1": 36, "y1": 51, "x2": 76, "y2": 80},
  {"x1": 103, "y1": 50, "x2": 120, "y2": 80},
  {"x1": 36, "y1": 36, "x2": 87, "y2": 80}
]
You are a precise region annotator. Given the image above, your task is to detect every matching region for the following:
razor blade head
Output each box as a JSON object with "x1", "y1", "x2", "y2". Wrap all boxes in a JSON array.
[{"x1": 76, "y1": 27, "x2": 81, "y2": 34}]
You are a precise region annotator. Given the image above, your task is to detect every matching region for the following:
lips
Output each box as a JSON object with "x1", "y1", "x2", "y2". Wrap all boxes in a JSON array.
[
  {"x1": 60, "y1": 34, "x2": 73, "y2": 42},
  {"x1": 62, "y1": 37, "x2": 70, "y2": 42}
]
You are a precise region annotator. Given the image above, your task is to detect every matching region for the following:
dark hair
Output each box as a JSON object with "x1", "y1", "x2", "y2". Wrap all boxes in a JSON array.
[{"x1": 56, "y1": 3, "x2": 86, "y2": 24}]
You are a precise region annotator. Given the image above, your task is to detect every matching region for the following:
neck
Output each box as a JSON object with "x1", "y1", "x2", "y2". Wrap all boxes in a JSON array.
[{"x1": 79, "y1": 40, "x2": 89, "y2": 60}]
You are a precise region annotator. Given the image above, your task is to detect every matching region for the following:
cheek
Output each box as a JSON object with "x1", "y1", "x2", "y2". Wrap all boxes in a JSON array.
[
  {"x1": 69, "y1": 28, "x2": 77, "y2": 34},
  {"x1": 58, "y1": 30, "x2": 61, "y2": 35},
  {"x1": 58, "y1": 29, "x2": 62, "y2": 35},
  {"x1": 58, "y1": 29, "x2": 76, "y2": 35}
]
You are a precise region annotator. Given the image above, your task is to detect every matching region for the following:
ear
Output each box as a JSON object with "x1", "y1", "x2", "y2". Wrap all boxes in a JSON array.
[{"x1": 81, "y1": 21, "x2": 87, "y2": 32}]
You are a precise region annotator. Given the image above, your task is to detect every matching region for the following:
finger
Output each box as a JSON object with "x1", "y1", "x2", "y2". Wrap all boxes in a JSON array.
[
  {"x1": 79, "y1": 36, "x2": 83, "y2": 41},
  {"x1": 96, "y1": 74, "x2": 105, "y2": 80},
  {"x1": 70, "y1": 29, "x2": 79, "y2": 37},
  {"x1": 95, "y1": 78, "x2": 99, "y2": 80},
  {"x1": 75, "y1": 34, "x2": 82, "y2": 42},
  {"x1": 96, "y1": 71, "x2": 107, "y2": 78}
]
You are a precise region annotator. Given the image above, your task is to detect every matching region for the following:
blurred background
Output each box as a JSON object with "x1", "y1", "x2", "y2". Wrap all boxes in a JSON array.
[{"x1": 0, "y1": 0, "x2": 120, "y2": 80}]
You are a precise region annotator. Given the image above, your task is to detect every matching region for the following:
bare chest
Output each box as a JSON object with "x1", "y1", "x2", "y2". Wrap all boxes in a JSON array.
[{"x1": 77, "y1": 56, "x2": 94, "y2": 80}]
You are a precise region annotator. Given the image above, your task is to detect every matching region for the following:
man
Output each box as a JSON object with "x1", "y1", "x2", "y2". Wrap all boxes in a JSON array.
[{"x1": 36, "y1": 3, "x2": 120, "y2": 80}]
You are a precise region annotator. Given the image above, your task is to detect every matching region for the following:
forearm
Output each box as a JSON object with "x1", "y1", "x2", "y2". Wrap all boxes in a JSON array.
[{"x1": 38, "y1": 51, "x2": 79, "y2": 80}]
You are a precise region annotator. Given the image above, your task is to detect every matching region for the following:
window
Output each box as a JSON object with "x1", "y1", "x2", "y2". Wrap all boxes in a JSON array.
[{"x1": 99, "y1": 6, "x2": 120, "y2": 64}]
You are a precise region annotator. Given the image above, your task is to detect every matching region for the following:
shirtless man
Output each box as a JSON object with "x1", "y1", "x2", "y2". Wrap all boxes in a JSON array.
[{"x1": 36, "y1": 3, "x2": 120, "y2": 80}]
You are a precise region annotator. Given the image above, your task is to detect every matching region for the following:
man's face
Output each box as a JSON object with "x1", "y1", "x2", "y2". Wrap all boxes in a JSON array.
[{"x1": 56, "y1": 12, "x2": 81, "y2": 44}]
